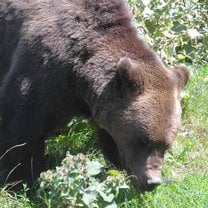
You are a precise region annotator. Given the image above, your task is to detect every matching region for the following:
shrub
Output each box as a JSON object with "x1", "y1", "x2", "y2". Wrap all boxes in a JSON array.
[
  {"x1": 37, "y1": 153, "x2": 129, "y2": 208},
  {"x1": 128, "y1": 0, "x2": 208, "y2": 66}
]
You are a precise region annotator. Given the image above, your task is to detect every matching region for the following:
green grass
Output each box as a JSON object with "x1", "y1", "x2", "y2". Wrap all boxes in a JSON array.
[
  {"x1": 45, "y1": 118, "x2": 99, "y2": 167},
  {"x1": 0, "y1": 185, "x2": 33, "y2": 208},
  {"x1": 0, "y1": 65, "x2": 207, "y2": 207},
  {"x1": 126, "y1": 174, "x2": 208, "y2": 208}
]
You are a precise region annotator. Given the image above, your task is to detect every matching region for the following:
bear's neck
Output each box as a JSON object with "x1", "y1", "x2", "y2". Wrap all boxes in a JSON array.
[{"x1": 77, "y1": 51, "x2": 117, "y2": 117}]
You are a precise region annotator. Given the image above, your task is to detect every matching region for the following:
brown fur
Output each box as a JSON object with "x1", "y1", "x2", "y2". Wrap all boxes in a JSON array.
[{"x1": 0, "y1": 0, "x2": 189, "y2": 192}]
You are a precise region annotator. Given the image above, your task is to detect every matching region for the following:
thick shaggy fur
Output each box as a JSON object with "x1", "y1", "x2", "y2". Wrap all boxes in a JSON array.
[{"x1": 0, "y1": 0, "x2": 189, "y2": 192}]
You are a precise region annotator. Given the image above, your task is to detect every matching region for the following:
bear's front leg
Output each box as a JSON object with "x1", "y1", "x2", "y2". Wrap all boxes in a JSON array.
[
  {"x1": 0, "y1": 135, "x2": 46, "y2": 190},
  {"x1": 0, "y1": 103, "x2": 47, "y2": 190},
  {"x1": 0, "y1": 72, "x2": 49, "y2": 190}
]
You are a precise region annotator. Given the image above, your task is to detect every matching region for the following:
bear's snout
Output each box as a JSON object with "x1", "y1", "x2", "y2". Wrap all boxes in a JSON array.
[
  {"x1": 146, "y1": 176, "x2": 162, "y2": 191},
  {"x1": 143, "y1": 156, "x2": 163, "y2": 191},
  {"x1": 142, "y1": 170, "x2": 162, "y2": 192},
  {"x1": 147, "y1": 176, "x2": 162, "y2": 185},
  {"x1": 131, "y1": 174, "x2": 162, "y2": 193},
  {"x1": 130, "y1": 166, "x2": 163, "y2": 192},
  {"x1": 137, "y1": 175, "x2": 162, "y2": 192},
  {"x1": 128, "y1": 151, "x2": 164, "y2": 192}
]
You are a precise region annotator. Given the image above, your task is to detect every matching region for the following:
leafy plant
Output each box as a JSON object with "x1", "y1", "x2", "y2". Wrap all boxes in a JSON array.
[
  {"x1": 128, "y1": 0, "x2": 208, "y2": 65},
  {"x1": 37, "y1": 153, "x2": 129, "y2": 208}
]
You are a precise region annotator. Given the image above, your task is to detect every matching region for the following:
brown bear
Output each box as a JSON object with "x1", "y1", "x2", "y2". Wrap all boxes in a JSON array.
[{"x1": 0, "y1": 0, "x2": 189, "y2": 192}]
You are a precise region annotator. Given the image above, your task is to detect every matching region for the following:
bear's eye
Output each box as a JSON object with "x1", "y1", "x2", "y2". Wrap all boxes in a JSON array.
[{"x1": 152, "y1": 142, "x2": 170, "y2": 153}]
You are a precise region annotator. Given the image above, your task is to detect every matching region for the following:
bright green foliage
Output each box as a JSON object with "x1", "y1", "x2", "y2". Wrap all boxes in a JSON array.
[
  {"x1": 137, "y1": 174, "x2": 208, "y2": 208},
  {"x1": 182, "y1": 65, "x2": 208, "y2": 137},
  {"x1": 45, "y1": 118, "x2": 98, "y2": 167},
  {"x1": 128, "y1": 0, "x2": 208, "y2": 65},
  {"x1": 37, "y1": 153, "x2": 129, "y2": 208},
  {"x1": 0, "y1": 186, "x2": 33, "y2": 208}
]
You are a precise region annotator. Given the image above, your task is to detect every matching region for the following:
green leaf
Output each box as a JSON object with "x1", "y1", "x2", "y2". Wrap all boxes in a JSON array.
[
  {"x1": 144, "y1": 20, "x2": 155, "y2": 35},
  {"x1": 177, "y1": 54, "x2": 186, "y2": 60},
  {"x1": 172, "y1": 24, "x2": 187, "y2": 33},
  {"x1": 82, "y1": 192, "x2": 97, "y2": 206},
  {"x1": 99, "y1": 191, "x2": 114, "y2": 203},
  {"x1": 203, "y1": 35, "x2": 208, "y2": 49},
  {"x1": 107, "y1": 169, "x2": 120, "y2": 176},
  {"x1": 86, "y1": 161, "x2": 103, "y2": 176},
  {"x1": 105, "y1": 202, "x2": 117, "y2": 208}
]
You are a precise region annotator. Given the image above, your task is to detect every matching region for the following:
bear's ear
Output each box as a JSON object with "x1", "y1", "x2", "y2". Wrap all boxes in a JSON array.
[
  {"x1": 172, "y1": 66, "x2": 190, "y2": 90},
  {"x1": 114, "y1": 57, "x2": 144, "y2": 96}
]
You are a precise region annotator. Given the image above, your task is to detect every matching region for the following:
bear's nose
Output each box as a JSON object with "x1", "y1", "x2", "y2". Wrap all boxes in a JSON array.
[
  {"x1": 147, "y1": 176, "x2": 161, "y2": 185},
  {"x1": 145, "y1": 176, "x2": 161, "y2": 191}
]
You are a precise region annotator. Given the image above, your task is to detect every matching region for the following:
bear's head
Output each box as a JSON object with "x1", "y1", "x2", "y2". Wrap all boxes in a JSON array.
[{"x1": 98, "y1": 57, "x2": 189, "y2": 192}]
